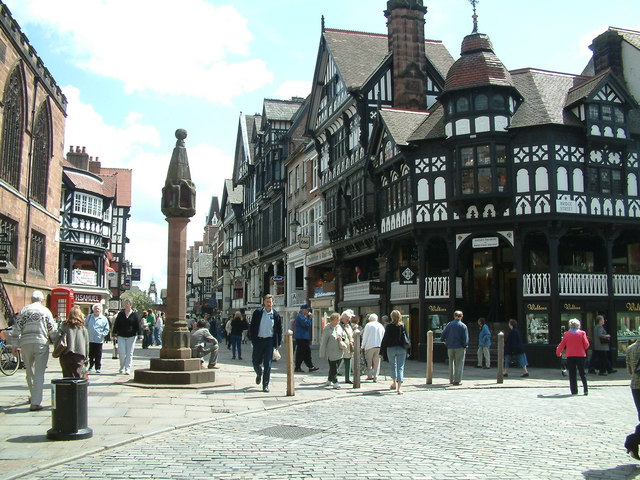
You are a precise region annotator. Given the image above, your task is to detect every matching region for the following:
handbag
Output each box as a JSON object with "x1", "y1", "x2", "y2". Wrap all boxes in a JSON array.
[
  {"x1": 272, "y1": 348, "x2": 281, "y2": 361},
  {"x1": 402, "y1": 327, "x2": 411, "y2": 350},
  {"x1": 52, "y1": 333, "x2": 68, "y2": 358},
  {"x1": 600, "y1": 336, "x2": 610, "y2": 344}
]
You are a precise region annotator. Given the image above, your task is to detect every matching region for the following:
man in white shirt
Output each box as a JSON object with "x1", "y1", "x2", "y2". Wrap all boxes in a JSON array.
[
  {"x1": 86, "y1": 303, "x2": 110, "y2": 373},
  {"x1": 361, "y1": 313, "x2": 386, "y2": 382}
]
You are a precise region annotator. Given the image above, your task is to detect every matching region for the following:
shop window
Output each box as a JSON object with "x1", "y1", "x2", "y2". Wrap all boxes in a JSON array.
[
  {"x1": 618, "y1": 311, "x2": 640, "y2": 359},
  {"x1": 526, "y1": 312, "x2": 549, "y2": 344}
]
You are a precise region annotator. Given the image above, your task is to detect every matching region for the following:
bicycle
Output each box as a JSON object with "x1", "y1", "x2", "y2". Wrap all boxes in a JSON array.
[{"x1": 0, "y1": 327, "x2": 20, "y2": 375}]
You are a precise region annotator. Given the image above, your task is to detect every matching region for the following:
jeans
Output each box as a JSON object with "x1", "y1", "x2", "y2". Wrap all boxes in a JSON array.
[
  {"x1": 343, "y1": 357, "x2": 352, "y2": 382},
  {"x1": 566, "y1": 356, "x2": 588, "y2": 394},
  {"x1": 117, "y1": 335, "x2": 137, "y2": 371},
  {"x1": 192, "y1": 340, "x2": 219, "y2": 367},
  {"x1": 230, "y1": 334, "x2": 242, "y2": 358},
  {"x1": 632, "y1": 388, "x2": 640, "y2": 421},
  {"x1": 387, "y1": 346, "x2": 407, "y2": 382},
  {"x1": 153, "y1": 327, "x2": 163, "y2": 346},
  {"x1": 252, "y1": 337, "x2": 274, "y2": 388},
  {"x1": 448, "y1": 347, "x2": 466, "y2": 383}
]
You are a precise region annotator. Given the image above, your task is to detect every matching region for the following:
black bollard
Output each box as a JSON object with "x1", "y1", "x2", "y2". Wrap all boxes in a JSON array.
[{"x1": 47, "y1": 377, "x2": 93, "y2": 440}]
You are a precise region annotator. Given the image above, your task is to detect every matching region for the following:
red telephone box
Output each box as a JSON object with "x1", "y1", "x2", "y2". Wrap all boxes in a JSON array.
[{"x1": 50, "y1": 287, "x2": 74, "y2": 322}]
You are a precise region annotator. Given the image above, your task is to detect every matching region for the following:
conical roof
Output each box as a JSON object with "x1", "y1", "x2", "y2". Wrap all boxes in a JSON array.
[{"x1": 442, "y1": 32, "x2": 514, "y2": 94}]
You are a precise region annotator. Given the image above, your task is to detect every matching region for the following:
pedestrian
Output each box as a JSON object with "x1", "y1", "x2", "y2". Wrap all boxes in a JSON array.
[
  {"x1": 380, "y1": 315, "x2": 389, "y2": 326},
  {"x1": 112, "y1": 299, "x2": 142, "y2": 375},
  {"x1": 154, "y1": 311, "x2": 164, "y2": 346},
  {"x1": 225, "y1": 315, "x2": 233, "y2": 349},
  {"x1": 230, "y1": 311, "x2": 246, "y2": 360},
  {"x1": 440, "y1": 310, "x2": 469, "y2": 386},
  {"x1": 294, "y1": 304, "x2": 319, "y2": 373},
  {"x1": 12, "y1": 290, "x2": 57, "y2": 411},
  {"x1": 319, "y1": 312, "x2": 346, "y2": 389},
  {"x1": 241, "y1": 314, "x2": 249, "y2": 344},
  {"x1": 476, "y1": 317, "x2": 491, "y2": 369},
  {"x1": 140, "y1": 310, "x2": 150, "y2": 348},
  {"x1": 249, "y1": 294, "x2": 283, "y2": 393},
  {"x1": 504, "y1": 319, "x2": 529, "y2": 377},
  {"x1": 146, "y1": 309, "x2": 156, "y2": 346},
  {"x1": 555, "y1": 318, "x2": 589, "y2": 395},
  {"x1": 339, "y1": 309, "x2": 356, "y2": 384},
  {"x1": 626, "y1": 336, "x2": 640, "y2": 421},
  {"x1": 190, "y1": 318, "x2": 219, "y2": 368},
  {"x1": 86, "y1": 303, "x2": 109, "y2": 373},
  {"x1": 361, "y1": 313, "x2": 385, "y2": 382},
  {"x1": 380, "y1": 310, "x2": 410, "y2": 394},
  {"x1": 591, "y1": 315, "x2": 617, "y2": 376},
  {"x1": 57, "y1": 306, "x2": 90, "y2": 378}
]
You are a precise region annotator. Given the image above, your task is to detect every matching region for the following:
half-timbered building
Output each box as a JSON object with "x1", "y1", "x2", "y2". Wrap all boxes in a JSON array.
[
  {"x1": 371, "y1": 14, "x2": 640, "y2": 364},
  {"x1": 306, "y1": 0, "x2": 453, "y2": 320}
]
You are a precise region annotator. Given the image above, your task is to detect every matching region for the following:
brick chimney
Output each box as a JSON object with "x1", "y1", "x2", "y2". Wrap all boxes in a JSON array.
[
  {"x1": 590, "y1": 29, "x2": 623, "y2": 79},
  {"x1": 89, "y1": 156, "x2": 102, "y2": 174},
  {"x1": 66, "y1": 145, "x2": 90, "y2": 171},
  {"x1": 384, "y1": 0, "x2": 428, "y2": 111}
]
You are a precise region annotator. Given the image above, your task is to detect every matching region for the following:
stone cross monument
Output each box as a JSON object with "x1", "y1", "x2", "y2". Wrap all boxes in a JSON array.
[{"x1": 134, "y1": 129, "x2": 216, "y2": 384}]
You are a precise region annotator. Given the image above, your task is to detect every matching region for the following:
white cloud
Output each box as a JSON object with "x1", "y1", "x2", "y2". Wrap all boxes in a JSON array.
[
  {"x1": 10, "y1": 0, "x2": 273, "y2": 103},
  {"x1": 274, "y1": 80, "x2": 311, "y2": 101}
]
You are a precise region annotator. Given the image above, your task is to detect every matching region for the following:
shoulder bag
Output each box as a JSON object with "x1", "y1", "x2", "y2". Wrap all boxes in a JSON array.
[{"x1": 52, "y1": 333, "x2": 68, "y2": 358}]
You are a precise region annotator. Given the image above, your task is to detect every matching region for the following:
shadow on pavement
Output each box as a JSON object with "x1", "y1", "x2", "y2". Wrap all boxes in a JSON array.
[
  {"x1": 583, "y1": 463, "x2": 640, "y2": 479},
  {"x1": 537, "y1": 393, "x2": 576, "y2": 399},
  {"x1": 6, "y1": 435, "x2": 48, "y2": 443}
]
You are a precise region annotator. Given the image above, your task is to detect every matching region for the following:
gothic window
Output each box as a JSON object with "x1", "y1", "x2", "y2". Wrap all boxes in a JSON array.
[
  {"x1": 0, "y1": 67, "x2": 25, "y2": 189},
  {"x1": 30, "y1": 103, "x2": 52, "y2": 206},
  {"x1": 535, "y1": 167, "x2": 549, "y2": 191},
  {"x1": 417, "y1": 178, "x2": 428, "y2": 201},
  {"x1": 0, "y1": 215, "x2": 18, "y2": 265},
  {"x1": 557, "y1": 167, "x2": 568, "y2": 191},
  {"x1": 516, "y1": 169, "x2": 529, "y2": 193},
  {"x1": 628, "y1": 173, "x2": 638, "y2": 197},
  {"x1": 29, "y1": 230, "x2": 45, "y2": 274},
  {"x1": 434, "y1": 177, "x2": 446, "y2": 199}
]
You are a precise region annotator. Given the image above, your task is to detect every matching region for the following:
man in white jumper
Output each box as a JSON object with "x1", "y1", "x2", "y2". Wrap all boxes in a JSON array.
[
  {"x1": 12, "y1": 291, "x2": 57, "y2": 411},
  {"x1": 361, "y1": 313, "x2": 386, "y2": 382}
]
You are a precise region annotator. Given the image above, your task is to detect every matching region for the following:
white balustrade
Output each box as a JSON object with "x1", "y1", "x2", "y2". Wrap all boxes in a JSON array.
[
  {"x1": 523, "y1": 273, "x2": 551, "y2": 296},
  {"x1": 390, "y1": 281, "x2": 419, "y2": 301},
  {"x1": 425, "y1": 276, "x2": 449, "y2": 298},
  {"x1": 558, "y1": 273, "x2": 608, "y2": 296},
  {"x1": 613, "y1": 274, "x2": 640, "y2": 296},
  {"x1": 343, "y1": 280, "x2": 379, "y2": 302}
]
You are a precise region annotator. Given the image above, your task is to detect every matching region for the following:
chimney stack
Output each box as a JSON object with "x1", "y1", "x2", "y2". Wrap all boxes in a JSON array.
[
  {"x1": 67, "y1": 145, "x2": 90, "y2": 171},
  {"x1": 590, "y1": 29, "x2": 624, "y2": 79},
  {"x1": 384, "y1": 0, "x2": 428, "y2": 111}
]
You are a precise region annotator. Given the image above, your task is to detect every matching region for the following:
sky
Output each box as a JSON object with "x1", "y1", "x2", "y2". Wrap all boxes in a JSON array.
[{"x1": 3, "y1": 0, "x2": 638, "y2": 293}]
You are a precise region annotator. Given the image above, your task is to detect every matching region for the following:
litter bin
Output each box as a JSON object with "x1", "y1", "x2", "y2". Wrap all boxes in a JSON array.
[{"x1": 47, "y1": 377, "x2": 93, "y2": 440}]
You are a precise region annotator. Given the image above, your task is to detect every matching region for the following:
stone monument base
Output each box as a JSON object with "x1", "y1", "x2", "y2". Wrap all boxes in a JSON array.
[{"x1": 133, "y1": 358, "x2": 216, "y2": 385}]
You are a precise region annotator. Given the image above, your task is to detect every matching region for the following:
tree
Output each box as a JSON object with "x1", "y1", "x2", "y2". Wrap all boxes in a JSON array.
[{"x1": 121, "y1": 290, "x2": 154, "y2": 313}]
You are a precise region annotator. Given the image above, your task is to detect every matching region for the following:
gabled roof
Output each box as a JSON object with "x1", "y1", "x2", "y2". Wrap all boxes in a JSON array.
[
  {"x1": 206, "y1": 196, "x2": 220, "y2": 225},
  {"x1": 407, "y1": 103, "x2": 446, "y2": 142},
  {"x1": 262, "y1": 98, "x2": 304, "y2": 124},
  {"x1": 565, "y1": 69, "x2": 610, "y2": 107},
  {"x1": 98, "y1": 167, "x2": 132, "y2": 207},
  {"x1": 380, "y1": 108, "x2": 429, "y2": 145},
  {"x1": 232, "y1": 113, "x2": 260, "y2": 185}
]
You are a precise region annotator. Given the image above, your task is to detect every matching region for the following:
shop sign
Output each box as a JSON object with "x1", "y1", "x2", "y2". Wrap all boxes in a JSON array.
[
  {"x1": 241, "y1": 251, "x2": 260, "y2": 264},
  {"x1": 74, "y1": 293, "x2": 101, "y2": 303},
  {"x1": 131, "y1": 268, "x2": 141, "y2": 281},
  {"x1": 428, "y1": 305, "x2": 448, "y2": 313},
  {"x1": 72, "y1": 269, "x2": 97, "y2": 286},
  {"x1": 526, "y1": 303, "x2": 548, "y2": 312},
  {"x1": 472, "y1": 237, "x2": 499, "y2": 248},
  {"x1": 562, "y1": 303, "x2": 581, "y2": 311},
  {"x1": 298, "y1": 237, "x2": 311, "y2": 249},
  {"x1": 306, "y1": 247, "x2": 333, "y2": 266},
  {"x1": 109, "y1": 300, "x2": 121, "y2": 311},
  {"x1": 271, "y1": 275, "x2": 285, "y2": 282},
  {"x1": 626, "y1": 302, "x2": 640, "y2": 312},
  {"x1": 220, "y1": 255, "x2": 230, "y2": 269},
  {"x1": 369, "y1": 281, "x2": 385, "y2": 294}
]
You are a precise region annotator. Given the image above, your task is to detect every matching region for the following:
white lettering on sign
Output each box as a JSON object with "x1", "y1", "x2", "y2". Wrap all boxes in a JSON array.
[
  {"x1": 74, "y1": 293, "x2": 101, "y2": 303},
  {"x1": 556, "y1": 199, "x2": 577, "y2": 214}
]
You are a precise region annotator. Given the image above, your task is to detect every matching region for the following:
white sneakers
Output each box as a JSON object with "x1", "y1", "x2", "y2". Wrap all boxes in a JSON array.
[{"x1": 332, "y1": 382, "x2": 341, "y2": 389}]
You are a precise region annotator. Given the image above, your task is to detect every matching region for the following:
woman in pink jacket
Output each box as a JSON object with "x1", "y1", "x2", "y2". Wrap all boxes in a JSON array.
[{"x1": 556, "y1": 318, "x2": 590, "y2": 396}]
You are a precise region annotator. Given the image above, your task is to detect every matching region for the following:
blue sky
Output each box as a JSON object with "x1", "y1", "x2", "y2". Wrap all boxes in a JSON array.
[{"x1": 4, "y1": 0, "x2": 638, "y2": 292}]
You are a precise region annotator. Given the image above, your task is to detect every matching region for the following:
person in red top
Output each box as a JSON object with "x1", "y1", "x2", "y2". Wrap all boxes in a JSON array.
[{"x1": 556, "y1": 318, "x2": 590, "y2": 396}]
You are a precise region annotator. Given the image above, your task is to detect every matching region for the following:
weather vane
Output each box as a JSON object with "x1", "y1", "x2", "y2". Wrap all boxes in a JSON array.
[{"x1": 469, "y1": 0, "x2": 479, "y2": 33}]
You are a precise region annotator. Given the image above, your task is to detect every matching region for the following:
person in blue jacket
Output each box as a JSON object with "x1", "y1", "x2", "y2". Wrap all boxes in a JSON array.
[
  {"x1": 476, "y1": 317, "x2": 491, "y2": 369},
  {"x1": 293, "y1": 304, "x2": 319, "y2": 373},
  {"x1": 249, "y1": 294, "x2": 282, "y2": 393},
  {"x1": 504, "y1": 319, "x2": 529, "y2": 378}
]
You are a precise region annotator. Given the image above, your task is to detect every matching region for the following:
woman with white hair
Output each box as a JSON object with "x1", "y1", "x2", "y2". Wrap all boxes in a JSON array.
[{"x1": 556, "y1": 318, "x2": 590, "y2": 395}]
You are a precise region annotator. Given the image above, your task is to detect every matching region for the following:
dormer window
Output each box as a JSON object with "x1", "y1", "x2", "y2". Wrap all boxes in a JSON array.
[{"x1": 444, "y1": 91, "x2": 515, "y2": 138}]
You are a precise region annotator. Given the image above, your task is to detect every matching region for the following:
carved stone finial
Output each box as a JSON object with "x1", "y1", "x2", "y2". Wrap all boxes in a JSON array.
[{"x1": 161, "y1": 128, "x2": 196, "y2": 218}]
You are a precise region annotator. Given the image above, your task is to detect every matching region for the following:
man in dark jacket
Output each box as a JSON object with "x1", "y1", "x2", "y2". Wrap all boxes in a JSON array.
[
  {"x1": 249, "y1": 294, "x2": 282, "y2": 392},
  {"x1": 440, "y1": 310, "x2": 469, "y2": 385},
  {"x1": 293, "y1": 304, "x2": 319, "y2": 373}
]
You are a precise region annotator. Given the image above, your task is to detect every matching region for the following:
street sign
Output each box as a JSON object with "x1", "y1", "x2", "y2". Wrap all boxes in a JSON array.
[
  {"x1": 271, "y1": 275, "x2": 285, "y2": 282},
  {"x1": 399, "y1": 266, "x2": 417, "y2": 285},
  {"x1": 298, "y1": 237, "x2": 311, "y2": 249}
]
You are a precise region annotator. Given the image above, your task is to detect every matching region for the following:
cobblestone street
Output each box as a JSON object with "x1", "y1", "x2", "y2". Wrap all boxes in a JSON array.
[{"x1": 12, "y1": 376, "x2": 640, "y2": 479}]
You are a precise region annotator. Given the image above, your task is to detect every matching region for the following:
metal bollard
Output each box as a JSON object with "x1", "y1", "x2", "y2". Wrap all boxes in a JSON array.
[
  {"x1": 497, "y1": 331, "x2": 504, "y2": 384},
  {"x1": 426, "y1": 330, "x2": 433, "y2": 384},
  {"x1": 353, "y1": 329, "x2": 361, "y2": 389},
  {"x1": 285, "y1": 331, "x2": 295, "y2": 396}
]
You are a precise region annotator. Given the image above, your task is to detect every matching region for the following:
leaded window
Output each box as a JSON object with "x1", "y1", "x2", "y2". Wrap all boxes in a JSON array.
[
  {"x1": 29, "y1": 230, "x2": 45, "y2": 274},
  {"x1": 30, "y1": 103, "x2": 51, "y2": 206},
  {"x1": 0, "y1": 215, "x2": 18, "y2": 265},
  {"x1": 0, "y1": 68, "x2": 24, "y2": 189},
  {"x1": 458, "y1": 144, "x2": 508, "y2": 195}
]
